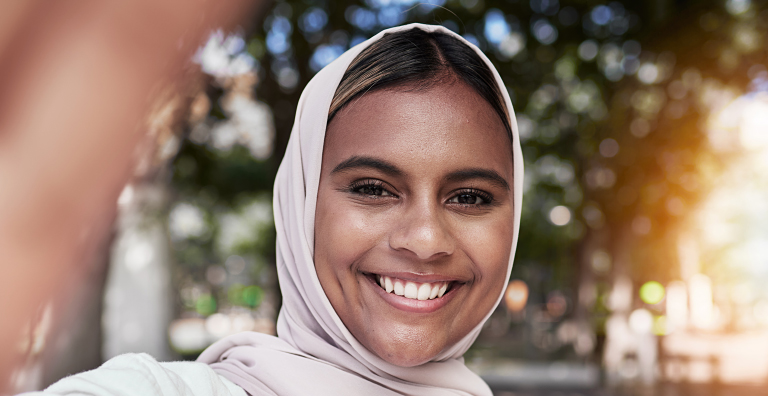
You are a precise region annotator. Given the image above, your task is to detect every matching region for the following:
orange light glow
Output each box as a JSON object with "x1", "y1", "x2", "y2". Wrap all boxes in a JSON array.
[{"x1": 505, "y1": 280, "x2": 529, "y2": 313}]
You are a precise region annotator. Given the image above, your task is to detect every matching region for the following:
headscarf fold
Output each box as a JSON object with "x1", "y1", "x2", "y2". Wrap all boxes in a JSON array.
[{"x1": 198, "y1": 23, "x2": 524, "y2": 396}]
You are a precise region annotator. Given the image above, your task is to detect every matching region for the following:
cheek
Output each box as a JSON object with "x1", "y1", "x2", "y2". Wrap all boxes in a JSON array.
[
  {"x1": 459, "y1": 212, "x2": 515, "y2": 287},
  {"x1": 314, "y1": 193, "x2": 388, "y2": 275}
]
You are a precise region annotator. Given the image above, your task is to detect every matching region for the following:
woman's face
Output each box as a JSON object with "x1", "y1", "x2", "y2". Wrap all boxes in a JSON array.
[{"x1": 314, "y1": 80, "x2": 515, "y2": 367}]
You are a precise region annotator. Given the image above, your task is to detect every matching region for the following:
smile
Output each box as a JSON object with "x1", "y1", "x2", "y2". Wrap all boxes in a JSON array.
[
  {"x1": 375, "y1": 275, "x2": 450, "y2": 301},
  {"x1": 362, "y1": 272, "x2": 464, "y2": 313}
]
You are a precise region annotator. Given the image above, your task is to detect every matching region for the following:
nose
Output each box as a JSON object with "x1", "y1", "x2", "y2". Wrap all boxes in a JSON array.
[{"x1": 388, "y1": 198, "x2": 455, "y2": 260}]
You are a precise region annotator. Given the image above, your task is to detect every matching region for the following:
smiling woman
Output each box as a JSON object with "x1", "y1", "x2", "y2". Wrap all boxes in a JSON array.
[
  {"x1": 21, "y1": 24, "x2": 523, "y2": 396},
  {"x1": 316, "y1": 30, "x2": 517, "y2": 367}
]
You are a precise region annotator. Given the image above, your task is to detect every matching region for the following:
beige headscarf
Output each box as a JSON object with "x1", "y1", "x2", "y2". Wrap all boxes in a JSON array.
[{"x1": 198, "y1": 23, "x2": 524, "y2": 396}]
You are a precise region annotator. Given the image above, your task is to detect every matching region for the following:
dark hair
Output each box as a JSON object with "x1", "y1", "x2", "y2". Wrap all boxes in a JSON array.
[{"x1": 328, "y1": 28, "x2": 513, "y2": 141}]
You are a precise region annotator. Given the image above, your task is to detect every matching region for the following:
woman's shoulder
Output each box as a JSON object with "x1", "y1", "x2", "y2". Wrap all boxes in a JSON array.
[{"x1": 19, "y1": 353, "x2": 246, "y2": 396}]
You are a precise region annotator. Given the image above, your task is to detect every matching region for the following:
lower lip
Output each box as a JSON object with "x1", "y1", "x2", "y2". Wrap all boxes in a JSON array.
[{"x1": 365, "y1": 275, "x2": 460, "y2": 314}]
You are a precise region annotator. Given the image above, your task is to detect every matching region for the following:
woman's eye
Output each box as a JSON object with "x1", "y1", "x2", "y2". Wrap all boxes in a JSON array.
[
  {"x1": 350, "y1": 181, "x2": 394, "y2": 197},
  {"x1": 359, "y1": 185, "x2": 385, "y2": 196},
  {"x1": 448, "y1": 190, "x2": 492, "y2": 206}
]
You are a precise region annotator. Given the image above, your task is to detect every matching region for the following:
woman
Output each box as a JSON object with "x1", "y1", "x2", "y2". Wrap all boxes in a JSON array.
[{"x1": 24, "y1": 23, "x2": 522, "y2": 396}]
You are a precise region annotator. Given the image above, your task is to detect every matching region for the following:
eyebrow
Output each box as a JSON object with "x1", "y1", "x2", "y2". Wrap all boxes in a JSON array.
[
  {"x1": 331, "y1": 156, "x2": 404, "y2": 177},
  {"x1": 444, "y1": 168, "x2": 510, "y2": 191},
  {"x1": 331, "y1": 156, "x2": 510, "y2": 190}
]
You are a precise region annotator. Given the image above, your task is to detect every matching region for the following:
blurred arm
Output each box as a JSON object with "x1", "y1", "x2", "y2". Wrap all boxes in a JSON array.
[
  {"x1": 18, "y1": 353, "x2": 247, "y2": 396},
  {"x1": 0, "y1": 0, "x2": 260, "y2": 392}
]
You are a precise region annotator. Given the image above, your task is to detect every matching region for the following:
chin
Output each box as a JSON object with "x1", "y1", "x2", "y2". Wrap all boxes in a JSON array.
[
  {"x1": 375, "y1": 346, "x2": 438, "y2": 367},
  {"x1": 366, "y1": 325, "x2": 451, "y2": 367},
  {"x1": 385, "y1": 355, "x2": 433, "y2": 368}
]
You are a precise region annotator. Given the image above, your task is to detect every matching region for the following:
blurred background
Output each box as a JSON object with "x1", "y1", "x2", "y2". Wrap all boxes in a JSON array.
[{"x1": 3, "y1": 0, "x2": 768, "y2": 395}]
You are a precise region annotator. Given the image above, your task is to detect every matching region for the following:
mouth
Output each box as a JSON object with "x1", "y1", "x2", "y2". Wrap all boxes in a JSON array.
[
  {"x1": 362, "y1": 272, "x2": 461, "y2": 314},
  {"x1": 372, "y1": 274, "x2": 452, "y2": 301}
]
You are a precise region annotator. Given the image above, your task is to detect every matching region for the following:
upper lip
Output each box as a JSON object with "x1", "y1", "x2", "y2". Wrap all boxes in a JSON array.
[{"x1": 363, "y1": 271, "x2": 466, "y2": 284}]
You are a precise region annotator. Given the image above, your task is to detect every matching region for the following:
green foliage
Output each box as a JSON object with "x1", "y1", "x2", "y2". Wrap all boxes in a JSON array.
[
  {"x1": 174, "y1": 143, "x2": 275, "y2": 204},
  {"x1": 243, "y1": 285, "x2": 265, "y2": 307},
  {"x1": 227, "y1": 284, "x2": 264, "y2": 307},
  {"x1": 195, "y1": 294, "x2": 218, "y2": 316}
]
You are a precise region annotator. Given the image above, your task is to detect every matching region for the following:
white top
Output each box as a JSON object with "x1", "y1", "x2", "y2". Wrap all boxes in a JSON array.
[{"x1": 19, "y1": 353, "x2": 246, "y2": 396}]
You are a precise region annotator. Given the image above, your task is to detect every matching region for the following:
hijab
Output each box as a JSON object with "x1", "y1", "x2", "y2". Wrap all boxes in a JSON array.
[{"x1": 198, "y1": 23, "x2": 524, "y2": 396}]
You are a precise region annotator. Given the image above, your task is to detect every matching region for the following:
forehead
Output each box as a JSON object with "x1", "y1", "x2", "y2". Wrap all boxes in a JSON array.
[{"x1": 323, "y1": 82, "x2": 514, "y2": 176}]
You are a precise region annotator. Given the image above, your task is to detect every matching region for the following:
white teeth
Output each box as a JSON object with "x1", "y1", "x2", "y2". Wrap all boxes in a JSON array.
[
  {"x1": 429, "y1": 284, "x2": 439, "y2": 299},
  {"x1": 404, "y1": 282, "x2": 418, "y2": 299},
  {"x1": 377, "y1": 275, "x2": 451, "y2": 301},
  {"x1": 417, "y1": 283, "x2": 431, "y2": 300},
  {"x1": 393, "y1": 281, "x2": 404, "y2": 296}
]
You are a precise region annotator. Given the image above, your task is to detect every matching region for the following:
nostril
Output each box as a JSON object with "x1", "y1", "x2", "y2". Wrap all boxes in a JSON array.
[
  {"x1": 389, "y1": 223, "x2": 455, "y2": 260},
  {"x1": 387, "y1": 203, "x2": 454, "y2": 251}
]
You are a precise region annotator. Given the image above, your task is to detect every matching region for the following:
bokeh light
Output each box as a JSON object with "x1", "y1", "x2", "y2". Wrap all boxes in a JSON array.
[
  {"x1": 549, "y1": 206, "x2": 571, "y2": 226},
  {"x1": 629, "y1": 308, "x2": 654, "y2": 335},
  {"x1": 639, "y1": 281, "x2": 665, "y2": 305},
  {"x1": 505, "y1": 280, "x2": 529, "y2": 313}
]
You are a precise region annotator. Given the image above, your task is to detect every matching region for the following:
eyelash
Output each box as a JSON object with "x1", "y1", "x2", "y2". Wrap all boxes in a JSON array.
[
  {"x1": 346, "y1": 180, "x2": 494, "y2": 207},
  {"x1": 447, "y1": 188, "x2": 494, "y2": 207},
  {"x1": 348, "y1": 179, "x2": 396, "y2": 198}
]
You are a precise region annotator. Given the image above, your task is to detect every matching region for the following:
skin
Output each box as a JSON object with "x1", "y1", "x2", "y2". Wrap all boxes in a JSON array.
[{"x1": 314, "y1": 79, "x2": 515, "y2": 367}]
